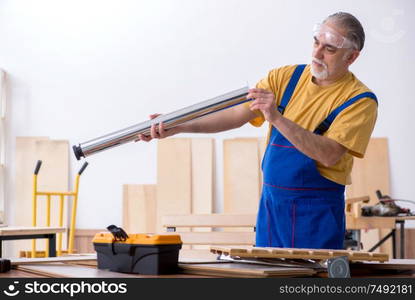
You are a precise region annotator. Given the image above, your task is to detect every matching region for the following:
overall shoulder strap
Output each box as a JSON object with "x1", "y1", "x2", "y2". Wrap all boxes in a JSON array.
[
  {"x1": 314, "y1": 92, "x2": 378, "y2": 135},
  {"x1": 277, "y1": 64, "x2": 306, "y2": 115}
]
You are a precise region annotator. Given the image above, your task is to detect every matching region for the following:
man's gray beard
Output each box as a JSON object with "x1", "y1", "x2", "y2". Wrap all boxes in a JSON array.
[{"x1": 311, "y1": 64, "x2": 329, "y2": 80}]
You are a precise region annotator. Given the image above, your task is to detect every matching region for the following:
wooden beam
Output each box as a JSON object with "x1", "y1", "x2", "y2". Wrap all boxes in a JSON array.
[
  {"x1": 165, "y1": 231, "x2": 255, "y2": 245},
  {"x1": 162, "y1": 214, "x2": 256, "y2": 228}
]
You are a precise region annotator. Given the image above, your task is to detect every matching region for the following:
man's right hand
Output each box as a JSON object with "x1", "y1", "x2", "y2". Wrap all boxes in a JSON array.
[{"x1": 136, "y1": 113, "x2": 178, "y2": 142}]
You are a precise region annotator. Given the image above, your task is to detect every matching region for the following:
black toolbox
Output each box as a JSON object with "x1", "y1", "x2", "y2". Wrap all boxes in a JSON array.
[{"x1": 93, "y1": 233, "x2": 182, "y2": 275}]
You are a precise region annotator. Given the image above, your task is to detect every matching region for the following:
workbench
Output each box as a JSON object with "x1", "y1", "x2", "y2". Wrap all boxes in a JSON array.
[
  {"x1": 0, "y1": 255, "x2": 414, "y2": 278},
  {"x1": 348, "y1": 216, "x2": 415, "y2": 259},
  {"x1": 369, "y1": 216, "x2": 415, "y2": 259},
  {"x1": 0, "y1": 226, "x2": 66, "y2": 257},
  {"x1": 1, "y1": 264, "x2": 414, "y2": 278}
]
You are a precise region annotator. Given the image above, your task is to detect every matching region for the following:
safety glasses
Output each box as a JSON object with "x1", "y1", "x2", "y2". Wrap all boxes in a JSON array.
[{"x1": 313, "y1": 23, "x2": 357, "y2": 50}]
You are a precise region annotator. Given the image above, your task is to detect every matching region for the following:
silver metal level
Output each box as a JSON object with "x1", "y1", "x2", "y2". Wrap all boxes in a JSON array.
[{"x1": 73, "y1": 87, "x2": 250, "y2": 160}]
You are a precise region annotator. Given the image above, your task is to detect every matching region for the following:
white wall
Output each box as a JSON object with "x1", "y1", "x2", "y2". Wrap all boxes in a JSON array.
[{"x1": 0, "y1": 0, "x2": 414, "y2": 230}]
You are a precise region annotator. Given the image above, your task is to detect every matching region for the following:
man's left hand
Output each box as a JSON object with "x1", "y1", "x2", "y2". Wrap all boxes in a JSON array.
[{"x1": 247, "y1": 88, "x2": 281, "y2": 123}]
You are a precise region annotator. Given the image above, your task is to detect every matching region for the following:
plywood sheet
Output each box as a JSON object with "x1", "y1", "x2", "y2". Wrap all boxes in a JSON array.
[
  {"x1": 34, "y1": 140, "x2": 69, "y2": 225},
  {"x1": 17, "y1": 263, "x2": 206, "y2": 278},
  {"x1": 15, "y1": 137, "x2": 49, "y2": 227},
  {"x1": 190, "y1": 138, "x2": 214, "y2": 250},
  {"x1": 223, "y1": 138, "x2": 261, "y2": 214},
  {"x1": 73, "y1": 229, "x2": 103, "y2": 254},
  {"x1": 122, "y1": 184, "x2": 157, "y2": 233},
  {"x1": 156, "y1": 138, "x2": 192, "y2": 233},
  {"x1": 17, "y1": 263, "x2": 139, "y2": 278},
  {"x1": 347, "y1": 138, "x2": 390, "y2": 204},
  {"x1": 179, "y1": 262, "x2": 316, "y2": 277},
  {"x1": 191, "y1": 138, "x2": 213, "y2": 215},
  {"x1": 346, "y1": 138, "x2": 392, "y2": 254}
]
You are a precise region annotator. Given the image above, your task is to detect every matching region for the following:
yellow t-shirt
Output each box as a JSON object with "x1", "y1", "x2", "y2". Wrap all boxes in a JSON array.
[{"x1": 246, "y1": 64, "x2": 378, "y2": 185}]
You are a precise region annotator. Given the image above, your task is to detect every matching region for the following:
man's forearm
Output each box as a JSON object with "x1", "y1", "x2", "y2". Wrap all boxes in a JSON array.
[
  {"x1": 272, "y1": 116, "x2": 346, "y2": 167},
  {"x1": 175, "y1": 106, "x2": 256, "y2": 134}
]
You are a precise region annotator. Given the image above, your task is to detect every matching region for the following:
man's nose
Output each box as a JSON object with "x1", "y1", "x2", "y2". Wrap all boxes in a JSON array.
[{"x1": 313, "y1": 45, "x2": 324, "y2": 59}]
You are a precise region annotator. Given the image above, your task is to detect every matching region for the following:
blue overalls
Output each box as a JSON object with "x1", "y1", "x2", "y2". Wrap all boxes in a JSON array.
[{"x1": 255, "y1": 64, "x2": 378, "y2": 249}]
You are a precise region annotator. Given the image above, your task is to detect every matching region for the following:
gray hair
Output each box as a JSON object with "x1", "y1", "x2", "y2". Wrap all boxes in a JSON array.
[{"x1": 324, "y1": 12, "x2": 365, "y2": 51}]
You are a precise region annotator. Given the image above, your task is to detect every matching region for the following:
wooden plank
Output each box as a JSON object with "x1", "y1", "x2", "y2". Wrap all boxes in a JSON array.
[
  {"x1": 191, "y1": 138, "x2": 213, "y2": 215},
  {"x1": 122, "y1": 184, "x2": 157, "y2": 233},
  {"x1": 11, "y1": 254, "x2": 96, "y2": 265},
  {"x1": 162, "y1": 214, "x2": 256, "y2": 228},
  {"x1": 345, "y1": 196, "x2": 370, "y2": 205},
  {"x1": 35, "y1": 140, "x2": 69, "y2": 194},
  {"x1": 74, "y1": 229, "x2": 103, "y2": 254},
  {"x1": 156, "y1": 138, "x2": 192, "y2": 233},
  {"x1": 347, "y1": 138, "x2": 390, "y2": 204},
  {"x1": 351, "y1": 259, "x2": 415, "y2": 270},
  {"x1": 179, "y1": 263, "x2": 316, "y2": 277},
  {"x1": 166, "y1": 231, "x2": 255, "y2": 245},
  {"x1": 190, "y1": 139, "x2": 214, "y2": 250},
  {"x1": 223, "y1": 138, "x2": 261, "y2": 214},
  {"x1": 346, "y1": 138, "x2": 392, "y2": 254},
  {"x1": 0, "y1": 226, "x2": 65, "y2": 236},
  {"x1": 210, "y1": 246, "x2": 389, "y2": 262},
  {"x1": 16, "y1": 263, "x2": 209, "y2": 278},
  {"x1": 16, "y1": 263, "x2": 140, "y2": 278},
  {"x1": 179, "y1": 249, "x2": 219, "y2": 260},
  {"x1": 345, "y1": 216, "x2": 396, "y2": 230}
]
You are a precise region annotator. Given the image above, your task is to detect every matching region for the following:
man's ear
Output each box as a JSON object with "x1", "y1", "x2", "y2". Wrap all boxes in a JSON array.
[{"x1": 345, "y1": 50, "x2": 360, "y2": 66}]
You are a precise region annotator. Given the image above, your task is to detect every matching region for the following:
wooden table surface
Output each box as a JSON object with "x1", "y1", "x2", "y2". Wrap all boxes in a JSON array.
[
  {"x1": 0, "y1": 268, "x2": 214, "y2": 278},
  {"x1": 1, "y1": 254, "x2": 414, "y2": 278},
  {"x1": 0, "y1": 226, "x2": 66, "y2": 236}
]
